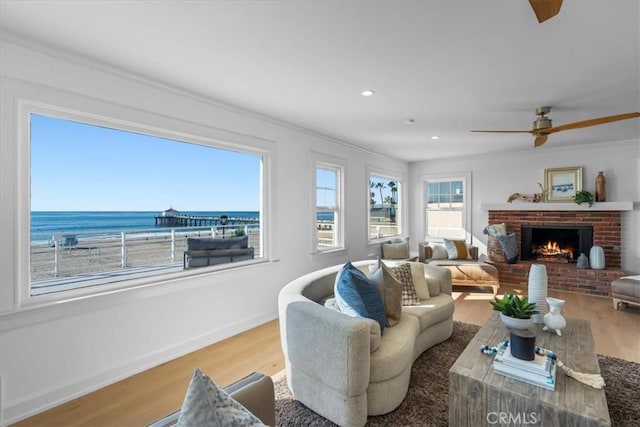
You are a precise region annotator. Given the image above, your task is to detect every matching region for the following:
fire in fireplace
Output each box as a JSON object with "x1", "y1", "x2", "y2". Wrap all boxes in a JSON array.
[
  {"x1": 533, "y1": 240, "x2": 574, "y2": 262},
  {"x1": 521, "y1": 225, "x2": 593, "y2": 263}
]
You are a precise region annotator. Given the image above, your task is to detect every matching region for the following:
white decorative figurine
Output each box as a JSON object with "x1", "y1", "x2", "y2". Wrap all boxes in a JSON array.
[{"x1": 543, "y1": 297, "x2": 567, "y2": 336}]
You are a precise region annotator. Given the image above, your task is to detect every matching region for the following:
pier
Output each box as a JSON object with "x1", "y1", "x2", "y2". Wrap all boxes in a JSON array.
[{"x1": 154, "y1": 214, "x2": 258, "y2": 227}]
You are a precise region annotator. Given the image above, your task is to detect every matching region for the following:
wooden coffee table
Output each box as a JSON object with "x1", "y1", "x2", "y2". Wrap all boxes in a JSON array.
[{"x1": 449, "y1": 312, "x2": 610, "y2": 426}]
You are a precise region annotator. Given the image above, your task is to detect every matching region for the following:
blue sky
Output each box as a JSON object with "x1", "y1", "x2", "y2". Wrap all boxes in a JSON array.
[{"x1": 30, "y1": 114, "x2": 261, "y2": 211}]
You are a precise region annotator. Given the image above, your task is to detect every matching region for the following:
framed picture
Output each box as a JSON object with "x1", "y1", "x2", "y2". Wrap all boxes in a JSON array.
[{"x1": 545, "y1": 166, "x2": 582, "y2": 202}]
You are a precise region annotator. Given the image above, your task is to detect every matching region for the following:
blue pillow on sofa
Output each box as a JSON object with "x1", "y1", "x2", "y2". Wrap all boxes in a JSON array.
[{"x1": 334, "y1": 262, "x2": 386, "y2": 334}]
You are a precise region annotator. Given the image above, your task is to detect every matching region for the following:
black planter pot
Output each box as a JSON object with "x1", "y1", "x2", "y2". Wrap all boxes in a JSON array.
[{"x1": 510, "y1": 329, "x2": 536, "y2": 361}]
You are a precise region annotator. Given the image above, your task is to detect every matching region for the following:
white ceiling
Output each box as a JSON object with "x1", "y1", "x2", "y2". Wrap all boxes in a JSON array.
[{"x1": 1, "y1": 1, "x2": 639, "y2": 161}]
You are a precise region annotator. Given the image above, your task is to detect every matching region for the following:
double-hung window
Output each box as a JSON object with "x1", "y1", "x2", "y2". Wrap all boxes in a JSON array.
[
  {"x1": 314, "y1": 161, "x2": 343, "y2": 252},
  {"x1": 424, "y1": 173, "x2": 471, "y2": 241}
]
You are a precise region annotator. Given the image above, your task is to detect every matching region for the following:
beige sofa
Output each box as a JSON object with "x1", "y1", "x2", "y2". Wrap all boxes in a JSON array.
[
  {"x1": 278, "y1": 260, "x2": 454, "y2": 427},
  {"x1": 418, "y1": 243, "x2": 500, "y2": 295}
]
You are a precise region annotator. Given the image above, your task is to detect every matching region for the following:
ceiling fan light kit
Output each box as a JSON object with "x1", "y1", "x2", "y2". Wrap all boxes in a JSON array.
[{"x1": 471, "y1": 107, "x2": 640, "y2": 148}]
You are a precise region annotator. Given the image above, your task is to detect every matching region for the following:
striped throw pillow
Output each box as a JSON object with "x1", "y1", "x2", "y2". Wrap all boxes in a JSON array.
[{"x1": 443, "y1": 238, "x2": 469, "y2": 260}]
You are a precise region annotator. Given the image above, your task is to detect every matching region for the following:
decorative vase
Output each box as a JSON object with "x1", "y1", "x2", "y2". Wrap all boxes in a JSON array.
[
  {"x1": 590, "y1": 246, "x2": 605, "y2": 270},
  {"x1": 500, "y1": 312, "x2": 533, "y2": 330},
  {"x1": 576, "y1": 253, "x2": 589, "y2": 269},
  {"x1": 510, "y1": 329, "x2": 536, "y2": 361},
  {"x1": 543, "y1": 297, "x2": 567, "y2": 336},
  {"x1": 527, "y1": 264, "x2": 548, "y2": 323},
  {"x1": 595, "y1": 171, "x2": 606, "y2": 202}
]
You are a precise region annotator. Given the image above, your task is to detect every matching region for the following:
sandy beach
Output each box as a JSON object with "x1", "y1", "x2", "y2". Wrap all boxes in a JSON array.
[{"x1": 30, "y1": 230, "x2": 262, "y2": 283}]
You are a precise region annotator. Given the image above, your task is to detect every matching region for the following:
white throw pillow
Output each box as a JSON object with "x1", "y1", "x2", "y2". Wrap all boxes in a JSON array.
[
  {"x1": 409, "y1": 262, "x2": 430, "y2": 300},
  {"x1": 430, "y1": 244, "x2": 448, "y2": 260}
]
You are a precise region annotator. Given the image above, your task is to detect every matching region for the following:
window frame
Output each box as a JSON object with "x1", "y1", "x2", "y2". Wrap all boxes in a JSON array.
[
  {"x1": 17, "y1": 100, "x2": 272, "y2": 307},
  {"x1": 421, "y1": 172, "x2": 472, "y2": 243},
  {"x1": 311, "y1": 154, "x2": 345, "y2": 253},
  {"x1": 367, "y1": 167, "x2": 406, "y2": 244}
]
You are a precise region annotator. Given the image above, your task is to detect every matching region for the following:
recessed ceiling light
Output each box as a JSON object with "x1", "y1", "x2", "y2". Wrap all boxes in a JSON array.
[
  {"x1": 431, "y1": 136, "x2": 440, "y2": 140},
  {"x1": 361, "y1": 89, "x2": 375, "y2": 97}
]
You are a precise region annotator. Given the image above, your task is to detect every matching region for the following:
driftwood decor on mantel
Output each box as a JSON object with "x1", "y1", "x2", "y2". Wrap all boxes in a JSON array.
[{"x1": 507, "y1": 183, "x2": 548, "y2": 203}]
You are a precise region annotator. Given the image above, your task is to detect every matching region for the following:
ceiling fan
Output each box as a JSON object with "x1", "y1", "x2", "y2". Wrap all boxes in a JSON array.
[
  {"x1": 471, "y1": 107, "x2": 640, "y2": 148},
  {"x1": 529, "y1": 0, "x2": 563, "y2": 23}
]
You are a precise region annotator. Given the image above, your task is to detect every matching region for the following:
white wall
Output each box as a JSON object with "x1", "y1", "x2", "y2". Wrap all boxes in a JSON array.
[
  {"x1": 409, "y1": 141, "x2": 640, "y2": 273},
  {"x1": 0, "y1": 38, "x2": 408, "y2": 424}
]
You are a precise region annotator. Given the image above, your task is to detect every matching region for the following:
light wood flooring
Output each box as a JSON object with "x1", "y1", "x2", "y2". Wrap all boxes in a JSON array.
[{"x1": 13, "y1": 283, "x2": 639, "y2": 427}]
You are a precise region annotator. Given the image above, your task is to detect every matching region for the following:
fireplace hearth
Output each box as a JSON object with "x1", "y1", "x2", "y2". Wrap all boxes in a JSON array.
[{"x1": 521, "y1": 225, "x2": 593, "y2": 263}]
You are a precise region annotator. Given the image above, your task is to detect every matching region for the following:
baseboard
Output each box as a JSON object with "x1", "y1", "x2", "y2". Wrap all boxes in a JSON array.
[{"x1": 2, "y1": 311, "x2": 276, "y2": 425}]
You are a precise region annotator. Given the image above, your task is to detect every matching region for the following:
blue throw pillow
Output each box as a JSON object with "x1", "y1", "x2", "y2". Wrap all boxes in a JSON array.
[{"x1": 334, "y1": 262, "x2": 386, "y2": 334}]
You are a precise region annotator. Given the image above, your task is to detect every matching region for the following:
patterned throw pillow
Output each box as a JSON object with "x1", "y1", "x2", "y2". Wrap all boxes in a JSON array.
[
  {"x1": 443, "y1": 238, "x2": 469, "y2": 260},
  {"x1": 334, "y1": 262, "x2": 386, "y2": 334},
  {"x1": 177, "y1": 369, "x2": 265, "y2": 427},
  {"x1": 391, "y1": 263, "x2": 420, "y2": 306}
]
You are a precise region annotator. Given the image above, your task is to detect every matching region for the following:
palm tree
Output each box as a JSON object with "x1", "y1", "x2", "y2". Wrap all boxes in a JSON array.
[
  {"x1": 388, "y1": 181, "x2": 398, "y2": 204},
  {"x1": 375, "y1": 182, "x2": 386, "y2": 206},
  {"x1": 369, "y1": 182, "x2": 376, "y2": 206}
]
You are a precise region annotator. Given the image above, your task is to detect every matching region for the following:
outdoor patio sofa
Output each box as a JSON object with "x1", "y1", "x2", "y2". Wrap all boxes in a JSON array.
[{"x1": 183, "y1": 235, "x2": 254, "y2": 268}]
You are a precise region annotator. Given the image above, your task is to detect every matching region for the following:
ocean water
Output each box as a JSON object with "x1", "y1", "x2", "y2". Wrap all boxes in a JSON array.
[
  {"x1": 30, "y1": 211, "x2": 260, "y2": 243},
  {"x1": 31, "y1": 211, "x2": 334, "y2": 243}
]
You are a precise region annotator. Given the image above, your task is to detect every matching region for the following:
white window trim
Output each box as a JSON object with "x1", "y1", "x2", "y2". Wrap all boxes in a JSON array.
[
  {"x1": 367, "y1": 166, "x2": 407, "y2": 245},
  {"x1": 311, "y1": 153, "x2": 345, "y2": 254},
  {"x1": 421, "y1": 171, "x2": 472, "y2": 244},
  {"x1": 17, "y1": 99, "x2": 274, "y2": 308}
]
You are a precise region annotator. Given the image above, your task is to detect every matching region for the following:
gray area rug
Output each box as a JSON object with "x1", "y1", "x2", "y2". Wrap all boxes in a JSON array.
[{"x1": 274, "y1": 321, "x2": 640, "y2": 426}]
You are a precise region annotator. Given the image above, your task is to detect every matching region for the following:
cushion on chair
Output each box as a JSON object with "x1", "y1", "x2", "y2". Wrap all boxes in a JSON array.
[
  {"x1": 430, "y1": 244, "x2": 448, "y2": 260},
  {"x1": 443, "y1": 238, "x2": 469, "y2": 260},
  {"x1": 382, "y1": 242, "x2": 410, "y2": 259}
]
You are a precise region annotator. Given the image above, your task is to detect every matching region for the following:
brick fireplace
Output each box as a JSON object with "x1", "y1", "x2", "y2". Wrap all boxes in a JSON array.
[{"x1": 486, "y1": 208, "x2": 627, "y2": 296}]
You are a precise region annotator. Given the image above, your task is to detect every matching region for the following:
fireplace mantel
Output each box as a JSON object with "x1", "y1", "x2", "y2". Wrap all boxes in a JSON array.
[{"x1": 481, "y1": 201, "x2": 633, "y2": 211}]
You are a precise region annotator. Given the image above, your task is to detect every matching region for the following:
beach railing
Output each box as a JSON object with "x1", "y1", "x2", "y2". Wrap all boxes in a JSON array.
[{"x1": 30, "y1": 224, "x2": 261, "y2": 288}]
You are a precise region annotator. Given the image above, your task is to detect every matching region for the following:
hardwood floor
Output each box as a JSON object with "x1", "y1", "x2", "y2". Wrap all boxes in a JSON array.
[{"x1": 14, "y1": 284, "x2": 639, "y2": 426}]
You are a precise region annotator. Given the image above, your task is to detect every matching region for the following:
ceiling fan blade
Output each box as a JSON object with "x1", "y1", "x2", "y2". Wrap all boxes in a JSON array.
[
  {"x1": 543, "y1": 112, "x2": 640, "y2": 134},
  {"x1": 534, "y1": 135, "x2": 548, "y2": 147},
  {"x1": 470, "y1": 130, "x2": 532, "y2": 134},
  {"x1": 529, "y1": 0, "x2": 563, "y2": 23}
]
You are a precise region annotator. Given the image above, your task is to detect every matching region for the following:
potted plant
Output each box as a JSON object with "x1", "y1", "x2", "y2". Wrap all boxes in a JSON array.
[
  {"x1": 573, "y1": 190, "x2": 594, "y2": 207},
  {"x1": 490, "y1": 293, "x2": 539, "y2": 330}
]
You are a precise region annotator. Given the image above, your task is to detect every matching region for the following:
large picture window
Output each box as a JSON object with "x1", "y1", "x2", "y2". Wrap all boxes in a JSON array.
[
  {"x1": 28, "y1": 110, "x2": 266, "y2": 297},
  {"x1": 424, "y1": 174, "x2": 470, "y2": 241},
  {"x1": 368, "y1": 174, "x2": 402, "y2": 241}
]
